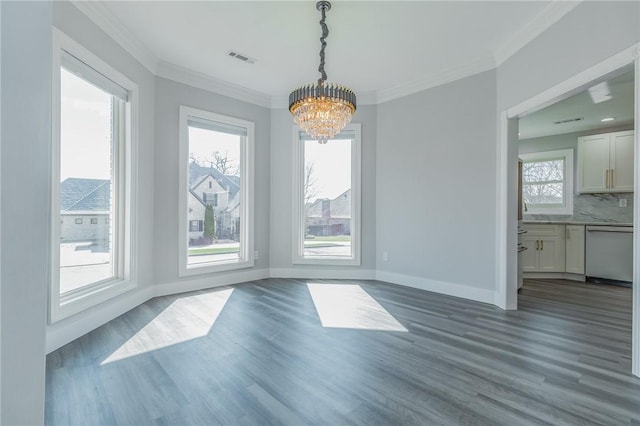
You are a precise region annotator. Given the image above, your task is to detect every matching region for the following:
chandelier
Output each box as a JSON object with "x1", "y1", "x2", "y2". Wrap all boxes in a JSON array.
[{"x1": 289, "y1": 1, "x2": 356, "y2": 144}]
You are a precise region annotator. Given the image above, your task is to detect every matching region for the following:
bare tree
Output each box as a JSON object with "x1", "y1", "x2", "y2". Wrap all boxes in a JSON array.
[
  {"x1": 210, "y1": 151, "x2": 237, "y2": 176},
  {"x1": 189, "y1": 153, "x2": 201, "y2": 166},
  {"x1": 304, "y1": 162, "x2": 319, "y2": 206},
  {"x1": 522, "y1": 159, "x2": 564, "y2": 204}
]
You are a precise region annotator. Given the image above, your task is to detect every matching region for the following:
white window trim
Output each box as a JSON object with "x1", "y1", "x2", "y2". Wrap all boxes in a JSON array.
[
  {"x1": 178, "y1": 106, "x2": 255, "y2": 276},
  {"x1": 520, "y1": 148, "x2": 574, "y2": 215},
  {"x1": 292, "y1": 123, "x2": 362, "y2": 266},
  {"x1": 50, "y1": 28, "x2": 138, "y2": 323}
]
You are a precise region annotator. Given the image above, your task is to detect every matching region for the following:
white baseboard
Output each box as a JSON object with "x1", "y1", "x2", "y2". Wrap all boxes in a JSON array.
[
  {"x1": 269, "y1": 268, "x2": 376, "y2": 280},
  {"x1": 153, "y1": 268, "x2": 270, "y2": 297},
  {"x1": 46, "y1": 267, "x2": 496, "y2": 353},
  {"x1": 375, "y1": 271, "x2": 495, "y2": 305},
  {"x1": 45, "y1": 286, "x2": 154, "y2": 354}
]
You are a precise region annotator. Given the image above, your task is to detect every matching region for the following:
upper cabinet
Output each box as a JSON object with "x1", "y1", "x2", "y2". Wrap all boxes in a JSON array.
[{"x1": 578, "y1": 130, "x2": 634, "y2": 193}]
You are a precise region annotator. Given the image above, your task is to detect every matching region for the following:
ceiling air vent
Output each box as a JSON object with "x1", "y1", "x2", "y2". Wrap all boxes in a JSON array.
[
  {"x1": 227, "y1": 50, "x2": 255, "y2": 64},
  {"x1": 553, "y1": 117, "x2": 584, "y2": 125}
]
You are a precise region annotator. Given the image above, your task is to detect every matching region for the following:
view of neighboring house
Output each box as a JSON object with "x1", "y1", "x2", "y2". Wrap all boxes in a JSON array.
[
  {"x1": 60, "y1": 178, "x2": 110, "y2": 242},
  {"x1": 305, "y1": 189, "x2": 351, "y2": 236},
  {"x1": 188, "y1": 162, "x2": 241, "y2": 243}
]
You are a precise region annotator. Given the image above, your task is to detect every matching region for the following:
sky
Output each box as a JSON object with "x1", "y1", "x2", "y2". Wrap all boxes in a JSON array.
[
  {"x1": 189, "y1": 127, "x2": 240, "y2": 174},
  {"x1": 305, "y1": 138, "x2": 351, "y2": 201},
  {"x1": 60, "y1": 68, "x2": 113, "y2": 181}
]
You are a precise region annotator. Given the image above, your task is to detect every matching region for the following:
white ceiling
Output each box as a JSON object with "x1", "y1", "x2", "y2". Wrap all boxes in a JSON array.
[
  {"x1": 519, "y1": 68, "x2": 635, "y2": 140},
  {"x1": 75, "y1": 1, "x2": 580, "y2": 106}
]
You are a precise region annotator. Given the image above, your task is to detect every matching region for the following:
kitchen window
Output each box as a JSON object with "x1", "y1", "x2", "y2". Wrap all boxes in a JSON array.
[{"x1": 520, "y1": 149, "x2": 574, "y2": 215}]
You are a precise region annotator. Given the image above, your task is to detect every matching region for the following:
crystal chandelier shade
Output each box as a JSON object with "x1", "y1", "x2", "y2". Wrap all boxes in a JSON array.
[{"x1": 289, "y1": 1, "x2": 356, "y2": 144}]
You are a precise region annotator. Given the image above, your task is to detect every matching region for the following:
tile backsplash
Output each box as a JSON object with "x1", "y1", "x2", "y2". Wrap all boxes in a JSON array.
[{"x1": 524, "y1": 193, "x2": 633, "y2": 224}]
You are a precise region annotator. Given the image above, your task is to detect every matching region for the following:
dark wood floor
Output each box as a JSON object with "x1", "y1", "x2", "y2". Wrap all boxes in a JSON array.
[{"x1": 46, "y1": 278, "x2": 640, "y2": 425}]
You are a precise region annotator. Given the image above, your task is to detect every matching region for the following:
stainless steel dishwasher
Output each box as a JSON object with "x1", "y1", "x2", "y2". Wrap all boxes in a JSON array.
[{"x1": 585, "y1": 225, "x2": 633, "y2": 282}]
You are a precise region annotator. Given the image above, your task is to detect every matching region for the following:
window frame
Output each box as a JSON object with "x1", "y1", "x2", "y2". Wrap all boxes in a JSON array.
[
  {"x1": 292, "y1": 123, "x2": 362, "y2": 265},
  {"x1": 50, "y1": 29, "x2": 138, "y2": 323},
  {"x1": 520, "y1": 148, "x2": 574, "y2": 215},
  {"x1": 178, "y1": 106, "x2": 255, "y2": 276}
]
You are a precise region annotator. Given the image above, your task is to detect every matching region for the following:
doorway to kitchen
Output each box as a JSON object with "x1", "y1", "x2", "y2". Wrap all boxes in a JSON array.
[{"x1": 496, "y1": 46, "x2": 640, "y2": 376}]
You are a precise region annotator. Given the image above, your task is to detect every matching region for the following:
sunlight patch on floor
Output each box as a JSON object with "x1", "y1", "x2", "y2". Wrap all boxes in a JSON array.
[
  {"x1": 307, "y1": 283, "x2": 407, "y2": 331},
  {"x1": 101, "y1": 288, "x2": 233, "y2": 364}
]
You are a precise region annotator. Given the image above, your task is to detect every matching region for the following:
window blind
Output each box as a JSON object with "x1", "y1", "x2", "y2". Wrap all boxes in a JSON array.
[
  {"x1": 188, "y1": 117, "x2": 247, "y2": 137},
  {"x1": 61, "y1": 50, "x2": 128, "y2": 101}
]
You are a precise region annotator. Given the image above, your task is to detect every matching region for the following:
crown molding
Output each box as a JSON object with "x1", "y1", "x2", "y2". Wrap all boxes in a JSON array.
[
  {"x1": 69, "y1": 0, "x2": 582, "y2": 109},
  {"x1": 376, "y1": 55, "x2": 496, "y2": 105},
  {"x1": 70, "y1": 1, "x2": 158, "y2": 74},
  {"x1": 494, "y1": 1, "x2": 582, "y2": 66},
  {"x1": 355, "y1": 91, "x2": 378, "y2": 107},
  {"x1": 156, "y1": 61, "x2": 272, "y2": 109}
]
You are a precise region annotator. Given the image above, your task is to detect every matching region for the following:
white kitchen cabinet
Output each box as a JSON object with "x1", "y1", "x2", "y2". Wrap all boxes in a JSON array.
[
  {"x1": 578, "y1": 130, "x2": 634, "y2": 193},
  {"x1": 521, "y1": 224, "x2": 566, "y2": 272},
  {"x1": 565, "y1": 225, "x2": 585, "y2": 274}
]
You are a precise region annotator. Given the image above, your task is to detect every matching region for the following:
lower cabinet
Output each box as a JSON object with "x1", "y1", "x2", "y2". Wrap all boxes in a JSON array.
[
  {"x1": 565, "y1": 225, "x2": 585, "y2": 274},
  {"x1": 521, "y1": 224, "x2": 566, "y2": 272}
]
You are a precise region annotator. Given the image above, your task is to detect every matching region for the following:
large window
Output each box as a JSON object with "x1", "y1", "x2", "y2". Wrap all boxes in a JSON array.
[
  {"x1": 293, "y1": 124, "x2": 361, "y2": 265},
  {"x1": 178, "y1": 107, "x2": 254, "y2": 275},
  {"x1": 520, "y1": 149, "x2": 574, "y2": 215},
  {"x1": 51, "y1": 30, "x2": 136, "y2": 321}
]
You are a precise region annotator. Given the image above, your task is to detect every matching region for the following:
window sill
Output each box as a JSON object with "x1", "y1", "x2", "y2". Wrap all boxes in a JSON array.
[
  {"x1": 293, "y1": 257, "x2": 361, "y2": 266},
  {"x1": 51, "y1": 278, "x2": 137, "y2": 323},
  {"x1": 179, "y1": 258, "x2": 255, "y2": 277}
]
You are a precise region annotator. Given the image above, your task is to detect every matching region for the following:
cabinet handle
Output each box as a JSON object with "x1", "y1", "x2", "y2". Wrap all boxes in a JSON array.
[
  {"x1": 606, "y1": 169, "x2": 609, "y2": 188},
  {"x1": 536, "y1": 240, "x2": 539, "y2": 250},
  {"x1": 611, "y1": 169, "x2": 614, "y2": 188},
  {"x1": 540, "y1": 240, "x2": 543, "y2": 250}
]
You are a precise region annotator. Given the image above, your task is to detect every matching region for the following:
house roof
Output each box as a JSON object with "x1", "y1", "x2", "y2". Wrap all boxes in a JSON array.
[
  {"x1": 307, "y1": 189, "x2": 351, "y2": 219},
  {"x1": 60, "y1": 178, "x2": 110, "y2": 212},
  {"x1": 189, "y1": 162, "x2": 240, "y2": 198},
  {"x1": 328, "y1": 189, "x2": 351, "y2": 218}
]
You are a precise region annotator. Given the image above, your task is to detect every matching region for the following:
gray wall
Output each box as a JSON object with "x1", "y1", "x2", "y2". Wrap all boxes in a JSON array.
[
  {"x1": 498, "y1": 2, "x2": 640, "y2": 112},
  {"x1": 0, "y1": 2, "x2": 51, "y2": 424},
  {"x1": 269, "y1": 105, "x2": 377, "y2": 273},
  {"x1": 46, "y1": 1, "x2": 157, "y2": 349},
  {"x1": 376, "y1": 70, "x2": 498, "y2": 291},
  {"x1": 153, "y1": 77, "x2": 271, "y2": 287}
]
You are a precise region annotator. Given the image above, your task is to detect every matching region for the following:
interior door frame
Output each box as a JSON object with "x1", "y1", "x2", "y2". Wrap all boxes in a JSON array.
[{"x1": 495, "y1": 43, "x2": 640, "y2": 377}]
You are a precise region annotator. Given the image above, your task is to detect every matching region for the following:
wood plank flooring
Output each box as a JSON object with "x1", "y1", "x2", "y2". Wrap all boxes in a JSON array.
[{"x1": 45, "y1": 278, "x2": 640, "y2": 425}]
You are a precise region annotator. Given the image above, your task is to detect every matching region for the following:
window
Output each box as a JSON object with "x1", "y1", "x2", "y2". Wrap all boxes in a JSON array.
[
  {"x1": 51, "y1": 30, "x2": 137, "y2": 322},
  {"x1": 292, "y1": 124, "x2": 361, "y2": 265},
  {"x1": 520, "y1": 149, "x2": 574, "y2": 215},
  {"x1": 179, "y1": 106, "x2": 254, "y2": 275},
  {"x1": 189, "y1": 220, "x2": 203, "y2": 232}
]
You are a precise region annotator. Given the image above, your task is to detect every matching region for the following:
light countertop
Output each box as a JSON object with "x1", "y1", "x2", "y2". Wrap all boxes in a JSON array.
[{"x1": 523, "y1": 220, "x2": 633, "y2": 227}]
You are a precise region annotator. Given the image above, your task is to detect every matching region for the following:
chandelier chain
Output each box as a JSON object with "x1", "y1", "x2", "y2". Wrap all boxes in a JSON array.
[
  {"x1": 289, "y1": 1, "x2": 356, "y2": 144},
  {"x1": 318, "y1": 5, "x2": 328, "y2": 85}
]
